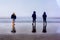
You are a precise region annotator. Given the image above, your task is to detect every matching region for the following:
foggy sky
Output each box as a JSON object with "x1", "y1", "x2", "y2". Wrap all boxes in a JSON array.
[{"x1": 0, "y1": 0, "x2": 60, "y2": 17}]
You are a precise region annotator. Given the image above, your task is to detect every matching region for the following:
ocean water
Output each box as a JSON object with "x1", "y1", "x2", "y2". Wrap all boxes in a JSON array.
[{"x1": 0, "y1": 17, "x2": 60, "y2": 23}]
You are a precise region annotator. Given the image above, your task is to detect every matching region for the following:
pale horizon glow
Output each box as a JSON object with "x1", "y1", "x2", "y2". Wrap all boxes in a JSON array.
[{"x1": 0, "y1": 0, "x2": 60, "y2": 17}]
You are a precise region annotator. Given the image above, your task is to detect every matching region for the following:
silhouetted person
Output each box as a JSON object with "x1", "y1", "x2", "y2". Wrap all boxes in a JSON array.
[
  {"x1": 42, "y1": 12, "x2": 47, "y2": 22},
  {"x1": 11, "y1": 12, "x2": 16, "y2": 33},
  {"x1": 42, "y1": 12, "x2": 47, "y2": 33},
  {"x1": 32, "y1": 11, "x2": 36, "y2": 33}
]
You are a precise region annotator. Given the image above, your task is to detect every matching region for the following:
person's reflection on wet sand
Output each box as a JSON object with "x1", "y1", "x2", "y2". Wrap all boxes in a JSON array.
[{"x1": 43, "y1": 22, "x2": 47, "y2": 33}]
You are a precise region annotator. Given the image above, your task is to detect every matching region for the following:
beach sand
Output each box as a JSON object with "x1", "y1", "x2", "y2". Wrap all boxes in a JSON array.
[{"x1": 0, "y1": 23, "x2": 60, "y2": 40}]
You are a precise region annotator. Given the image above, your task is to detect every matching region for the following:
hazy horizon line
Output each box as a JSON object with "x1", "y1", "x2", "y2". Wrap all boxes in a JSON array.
[{"x1": 0, "y1": 17, "x2": 60, "y2": 19}]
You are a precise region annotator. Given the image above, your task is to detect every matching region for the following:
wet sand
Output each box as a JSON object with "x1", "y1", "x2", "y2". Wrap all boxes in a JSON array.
[
  {"x1": 0, "y1": 23, "x2": 60, "y2": 40},
  {"x1": 0, "y1": 33, "x2": 60, "y2": 40}
]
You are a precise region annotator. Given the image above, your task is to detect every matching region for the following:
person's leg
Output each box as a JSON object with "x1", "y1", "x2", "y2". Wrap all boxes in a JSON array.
[
  {"x1": 32, "y1": 20, "x2": 36, "y2": 33},
  {"x1": 42, "y1": 21, "x2": 47, "y2": 33},
  {"x1": 11, "y1": 19, "x2": 16, "y2": 33},
  {"x1": 11, "y1": 19, "x2": 14, "y2": 32},
  {"x1": 32, "y1": 20, "x2": 34, "y2": 32},
  {"x1": 32, "y1": 19, "x2": 34, "y2": 25}
]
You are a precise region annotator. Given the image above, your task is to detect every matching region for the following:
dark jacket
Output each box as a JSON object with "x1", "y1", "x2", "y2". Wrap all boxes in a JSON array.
[
  {"x1": 42, "y1": 12, "x2": 47, "y2": 22},
  {"x1": 11, "y1": 14, "x2": 16, "y2": 19},
  {"x1": 32, "y1": 12, "x2": 36, "y2": 20}
]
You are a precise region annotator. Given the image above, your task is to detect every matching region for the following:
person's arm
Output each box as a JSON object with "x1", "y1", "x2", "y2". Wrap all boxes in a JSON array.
[
  {"x1": 15, "y1": 15, "x2": 16, "y2": 19},
  {"x1": 35, "y1": 15, "x2": 36, "y2": 19},
  {"x1": 46, "y1": 15, "x2": 47, "y2": 18},
  {"x1": 14, "y1": 16, "x2": 16, "y2": 19},
  {"x1": 11, "y1": 15, "x2": 13, "y2": 19}
]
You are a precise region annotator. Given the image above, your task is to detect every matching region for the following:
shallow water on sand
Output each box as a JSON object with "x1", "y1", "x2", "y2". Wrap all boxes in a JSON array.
[{"x1": 0, "y1": 22, "x2": 60, "y2": 34}]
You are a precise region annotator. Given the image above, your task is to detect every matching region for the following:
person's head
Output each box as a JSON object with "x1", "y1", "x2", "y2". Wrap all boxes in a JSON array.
[
  {"x1": 13, "y1": 12, "x2": 16, "y2": 16},
  {"x1": 44, "y1": 11, "x2": 46, "y2": 15},
  {"x1": 33, "y1": 11, "x2": 36, "y2": 14}
]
